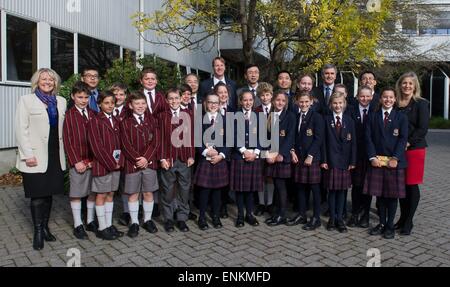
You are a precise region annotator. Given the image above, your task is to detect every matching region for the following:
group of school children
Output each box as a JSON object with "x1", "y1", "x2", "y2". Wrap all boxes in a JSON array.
[{"x1": 64, "y1": 67, "x2": 411, "y2": 242}]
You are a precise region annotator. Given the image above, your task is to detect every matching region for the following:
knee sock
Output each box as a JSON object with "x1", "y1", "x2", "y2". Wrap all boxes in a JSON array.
[
  {"x1": 70, "y1": 201, "x2": 83, "y2": 228},
  {"x1": 95, "y1": 205, "x2": 106, "y2": 231},
  {"x1": 129, "y1": 201, "x2": 139, "y2": 225},
  {"x1": 143, "y1": 200, "x2": 154, "y2": 222},
  {"x1": 87, "y1": 200, "x2": 96, "y2": 224},
  {"x1": 104, "y1": 202, "x2": 114, "y2": 228}
]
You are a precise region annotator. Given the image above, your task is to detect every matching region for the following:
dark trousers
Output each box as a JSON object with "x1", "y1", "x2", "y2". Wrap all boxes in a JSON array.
[
  {"x1": 273, "y1": 178, "x2": 288, "y2": 217},
  {"x1": 378, "y1": 197, "x2": 398, "y2": 230},
  {"x1": 398, "y1": 184, "x2": 420, "y2": 229},
  {"x1": 198, "y1": 188, "x2": 221, "y2": 219},
  {"x1": 298, "y1": 183, "x2": 321, "y2": 219},
  {"x1": 328, "y1": 190, "x2": 345, "y2": 222},
  {"x1": 236, "y1": 191, "x2": 255, "y2": 218}
]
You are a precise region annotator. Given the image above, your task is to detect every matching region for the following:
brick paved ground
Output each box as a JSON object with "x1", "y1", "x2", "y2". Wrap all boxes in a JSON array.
[{"x1": 0, "y1": 130, "x2": 449, "y2": 267}]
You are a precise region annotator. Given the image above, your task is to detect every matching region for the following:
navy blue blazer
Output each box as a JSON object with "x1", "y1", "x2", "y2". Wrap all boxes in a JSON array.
[
  {"x1": 197, "y1": 113, "x2": 230, "y2": 160},
  {"x1": 230, "y1": 110, "x2": 262, "y2": 160},
  {"x1": 199, "y1": 77, "x2": 238, "y2": 110},
  {"x1": 293, "y1": 110, "x2": 325, "y2": 163},
  {"x1": 350, "y1": 104, "x2": 375, "y2": 161},
  {"x1": 321, "y1": 114, "x2": 357, "y2": 169},
  {"x1": 365, "y1": 109, "x2": 408, "y2": 169},
  {"x1": 265, "y1": 110, "x2": 295, "y2": 163}
]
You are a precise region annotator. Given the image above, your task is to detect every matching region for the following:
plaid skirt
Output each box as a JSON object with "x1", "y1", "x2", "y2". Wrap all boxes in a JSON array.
[
  {"x1": 265, "y1": 162, "x2": 292, "y2": 178},
  {"x1": 323, "y1": 168, "x2": 352, "y2": 190},
  {"x1": 193, "y1": 159, "x2": 229, "y2": 189},
  {"x1": 363, "y1": 167, "x2": 406, "y2": 199},
  {"x1": 293, "y1": 162, "x2": 321, "y2": 184},
  {"x1": 351, "y1": 159, "x2": 369, "y2": 187},
  {"x1": 230, "y1": 159, "x2": 263, "y2": 192}
]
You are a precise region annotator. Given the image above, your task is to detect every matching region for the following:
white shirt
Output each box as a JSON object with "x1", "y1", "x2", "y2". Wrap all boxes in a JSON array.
[
  {"x1": 133, "y1": 113, "x2": 144, "y2": 124},
  {"x1": 76, "y1": 106, "x2": 89, "y2": 119},
  {"x1": 382, "y1": 107, "x2": 393, "y2": 118},
  {"x1": 333, "y1": 112, "x2": 343, "y2": 124},
  {"x1": 262, "y1": 103, "x2": 271, "y2": 116},
  {"x1": 359, "y1": 104, "x2": 370, "y2": 123},
  {"x1": 171, "y1": 107, "x2": 181, "y2": 118},
  {"x1": 298, "y1": 110, "x2": 308, "y2": 131},
  {"x1": 207, "y1": 112, "x2": 218, "y2": 123},
  {"x1": 104, "y1": 112, "x2": 114, "y2": 127},
  {"x1": 249, "y1": 84, "x2": 258, "y2": 94},
  {"x1": 213, "y1": 76, "x2": 226, "y2": 86},
  {"x1": 144, "y1": 88, "x2": 156, "y2": 113}
]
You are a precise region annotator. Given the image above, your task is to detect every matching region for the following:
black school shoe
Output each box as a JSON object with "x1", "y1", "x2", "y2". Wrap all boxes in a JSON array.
[
  {"x1": 212, "y1": 216, "x2": 223, "y2": 229},
  {"x1": 245, "y1": 214, "x2": 259, "y2": 226},
  {"x1": 118, "y1": 212, "x2": 131, "y2": 226},
  {"x1": 286, "y1": 213, "x2": 308, "y2": 226},
  {"x1": 96, "y1": 228, "x2": 118, "y2": 240},
  {"x1": 347, "y1": 214, "x2": 359, "y2": 227},
  {"x1": 109, "y1": 225, "x2": 124, "y2": 238},
  {"x1": 164, "y1": 220, "x2": 175, "y2": 233},
  {"x1": 235, "y1": 216, "x2": 245, "y2": 228},
  {"x1": 302, "y1": 217, "x2": 321, "y2": 231},
  {"x1": 127, "y1": 223, "x2": 139, "y2": 238},
  {"x1": 369, "y1": 224, "x2": 386, "y2": 236},
  {"x1": 326, "y1": 218, "x2": 336, "y2": 231},
  {"x1": 73, "y1": 225, "x2": 89, "y2": 240},
  {"x1": 198, "y1": 217, "x2": 209, "y2": 231},
  {"x1": 383, "y1": 228, "x2": 395, "y2": 239},
  {"x1": 336, "y1": 220, "x2": 348, "y2": 233},
  {"x1": 177, "y1": 221, "x2": 190, "y2": 232},
  {"x1": 142, "y1": 220, "x2": 158, "y2": 233},
  {"x1": 86, "y1": 221, "x2": 98, "y2": 233},
  {"x1": 254, "y1": 205, "x2": 266, "y2": 216}
]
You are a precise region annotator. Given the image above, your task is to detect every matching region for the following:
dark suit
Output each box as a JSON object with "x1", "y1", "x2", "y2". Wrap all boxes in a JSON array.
[{"x1": 199, "y1": 77, "x2": 238, "y2": 110}]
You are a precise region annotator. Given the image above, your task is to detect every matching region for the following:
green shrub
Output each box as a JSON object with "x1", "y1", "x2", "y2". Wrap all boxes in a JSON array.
[{"x1": 429, "y1": 117, "x2": 450, "y2": 129}]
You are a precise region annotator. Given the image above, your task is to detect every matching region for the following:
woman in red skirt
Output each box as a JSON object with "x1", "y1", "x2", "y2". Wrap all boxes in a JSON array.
[{"x1": 396, "y1": 72, "x2": 429, "y2": 235}]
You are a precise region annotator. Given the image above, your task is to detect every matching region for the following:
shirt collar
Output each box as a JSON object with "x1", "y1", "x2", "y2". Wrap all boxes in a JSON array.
[
  {"x1": 382, "y1": 107, "x2": 393, "y2": 115},
  {"x1": 144, "y1": 88, "x2": 155, "y2": 96},
  {"x1": 299, "y1": 108, "x2": 308, "y2": 116},
  {"x1": 75, "y1": 106, "x2": 87, "y2": 116},
  {"x1": 170, "y1": 107, "x2": 181, "y2": 115},
  {"x1": 133, "y1": 113, "x2": 144, "y2": 121},
  {"x1": 333, "y1": 112, "x2": 343, "y2": 119},
  {"x1": 213, "y1": 76, "x2": 226, "y2": 86},
  {"x1": 207, "y1": 112, "x2": 218, "y2": 121},
  {"x1": 104, "y1": 112, "x2": 113, "y2": 119},
  {"x1": 248, "y1": 83, "x2": 258, "y2": 90},
  {"x1": 359, "y1": 104, "x2": 369, "y2": 113}
]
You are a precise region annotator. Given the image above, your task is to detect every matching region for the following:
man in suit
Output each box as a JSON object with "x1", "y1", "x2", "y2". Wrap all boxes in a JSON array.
[
  {"x1": 312, "y1": 64, "x2": 338, "y2": 114},
  {"x1": 184, "y1": 73, "x2": 202, "y2": 108},
  {"x1": 358, "y1": 70, "x2": 380, "y2": 106},
  {"x1": 237, "y1": 64, "x2": 260, "y2": 106},
  {"x1": 199, "y1": 57, "x2": 237, "y2": 109},
  {"x1": 81, "y1": 67, "x2": 101, "y2": 113}
]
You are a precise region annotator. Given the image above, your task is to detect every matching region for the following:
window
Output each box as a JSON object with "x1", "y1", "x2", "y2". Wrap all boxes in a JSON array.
[
  {"x1": 123, "y1": 48, "x2": 136, "y2": 63},
  {"x1": 420, "y1": 12, "x2": 450, "y2": 35},
  {"x1": 179, "y1": 65, "x2": 187, "y2": 78},
  {"x1": 51, "y1": 28, "x2": 74, "y2": 81},
  {"x1": 402, "y1": 13, "x2": 418, "y2": 35},
  {"x1": 78, "y1": 34, "x2": 120, "y2": 76},
  {"x1": 7, "y1": 15, "x2": 37, "y2": 82}
]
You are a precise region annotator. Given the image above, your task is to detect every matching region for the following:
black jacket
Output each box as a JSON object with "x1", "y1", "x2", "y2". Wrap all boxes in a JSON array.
[{"x1": 397, "y1": 98, "x2": 429, "y2": 150}]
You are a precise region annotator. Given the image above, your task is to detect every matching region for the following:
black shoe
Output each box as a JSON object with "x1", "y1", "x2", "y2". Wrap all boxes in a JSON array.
[
  {"x1": 127, "y1": 223, "x2": 139, "y2": 238},
  {"x1": 33, "y1": 224, "x2": 45, "y2": 250},
  {"x1": 326, "y1": 218, "x2": 336, "y2": 231},
  {"x1": 357, "y1": 214, "x2": 370, "y2": 228},
  {"x1": 188, "y1": 212, "x2": 198, "y2": 221},
  {"x1": 198, "y1": 218, "x2": 209, "y2": 231},
  {"x1": 235, "y1": 217, "x2": 245, "y2": 228},
  {"x1": 86, "y1": 221, "x2": 98, "y2": 233},
  {"x1": 142, "y1": 220, "x2": 158, "y2": 233},
  {"x1": 164, "y1": 220, "x2": 175, "y2": 233},
  {"x1": 383, "y1": 228, "x2": 395, "y2": 239},
  {"x1": 347, "y1": 214, "x2": 359, "y2": 227},
  {"x1": 152, "y1": 203, "x2": 160, "y2": 218},
  {"x1": 286, "y1": 213, "x2": 308, "y2": 226},
  {"x1": 96, "y1": 228, "x2": 118, "y2": 240},
  {"x1": 245, "y1": 215, "x2": 259, "y2": 226},
  {"x1": 369, "y1": 224, "x2": 385, "y2": 236},
  {"x1": 254, "y1": 205, "x2": 266, "y2": 216},
  {"x1": 394, "y1": 220, "x2": 404, "y2": 230},
  {"x1": 212, "y1": 217, "x2": 223, "y2": 229},
  {"x1": 336, "y1": 220, "x2": 348, "y2": 233},
  {"x1": 302, "y1": 217, "x2": 322, "y2": 231},
  {"x1": 267, "y1": 216, "x2": 287, "y2": 226},
  {"x1": 220, "y1": 205, "x2": 228, "y2": 219},
  {"x1": 177, "y1": 221, "x2": 189, "y2": 232},
  {"x1": 73, "y1": 225, "x2": 89, "y2": 240},
  {"x1": 109, "y1": 225, "x2": 124, "y2": 238},
  {"x1": 265, "y1": 215, "x2": 276, "y2": 224},
  {"x1": 118, "y1": 212, "x2": 131, "y2": 226},
  {"x1": 30, "y1": 202, "x2": 45, "y2": 250},
  {"x1": 42, "y1": 198, "x2": 56, "y2": 242}
]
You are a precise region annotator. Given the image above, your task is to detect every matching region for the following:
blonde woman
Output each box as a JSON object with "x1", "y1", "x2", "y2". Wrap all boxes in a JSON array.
[
  {"x1": 395, "y1": 72, "x2": 430, "y2": 236},
  {"x1": 15, "y1": 68, "x2": 67, "y2": 250}
]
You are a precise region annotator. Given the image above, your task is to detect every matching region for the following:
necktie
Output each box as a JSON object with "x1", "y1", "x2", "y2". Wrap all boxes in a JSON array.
[
  {"x1": 298, "y1": 113, "x2": 306, "y2": 132},
  {"x1": 384, "y1": 111, "x2": 389, "y2": 128},
  {"x1": 335, "y1": 116, "x2": 342, "y2": 135},
  {"x1": 108, "y1": 116, "x2": 114, "y2": 128},
  {"x1": 325, "y1": 87, "x2": 331, "y2": 103},
  {"x1": 190, "y1": 97, "x2": 196, "y2": 108},
  {"x1": 251, "y1": 89, "x2": 256, "y2": 97},
  {"x1": 363, "y1": 108, "x2": 368, "y2": 124},
  {"x1": 244, "y1": 111, "x2": 249, "y2": 121},
  {"x1": 301, "y1": 113, "x2": 306, "y2": 126},
  {"x1": 211, "y1": 115, "x2": 215, "y2": 126},
  {"x1": 265, "y1": 107, "x2": 269, "y2": 117},
  {"x1": 82, "y1": 109, "x2": 88, "y2": 120},
  {"x1": 115, "y1": 108, "x2": 120, "y2": 117},
  {"x1": 148, "y1": 91, "x2": 155, "y2": 110},
  {"x1": 89, "y1": 93, "x2": 98, "y2": 112},
  {"x1": 138, "y1": 116, "x2": 143, "y2": 125}
]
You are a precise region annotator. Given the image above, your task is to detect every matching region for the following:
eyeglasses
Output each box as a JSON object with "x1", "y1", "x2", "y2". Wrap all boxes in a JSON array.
[
  {"x1": 83, "y1": 74, "x2": 99, "y2": 79},
  {"x1": 207, "y1": 101, "x2": 219, "y2": 105}
]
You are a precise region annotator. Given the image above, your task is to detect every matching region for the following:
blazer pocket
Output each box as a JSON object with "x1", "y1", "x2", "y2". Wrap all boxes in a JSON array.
[{"x1": 30, "y1": 109, "x2": 43, "y2": 116}]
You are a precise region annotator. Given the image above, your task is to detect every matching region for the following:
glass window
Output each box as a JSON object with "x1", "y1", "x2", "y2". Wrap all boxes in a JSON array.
[
  {"x1": 402, "y1": 13, "x2": 418, "y2": 35},
  {"x1": 7, "y1": 15, "x2": 37, "y2": 82},
  {"x1": 78, "y1": 34, "x2": 120, "y2": 76},
  {"x1": 51, "y1": 28, "x2": 74, "y2": 81},
  {"x1": 420, "y1": 12, "x2": 450, "y2": 35}
]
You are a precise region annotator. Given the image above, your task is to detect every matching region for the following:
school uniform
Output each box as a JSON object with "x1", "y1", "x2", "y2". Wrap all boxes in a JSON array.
[
  {"x1": 87, "y1": 112, "x2": 123, "y2": 193},
  {"x1": 230, "y1": 109, "x2": 263, "y2": 226},
  {"x1": 199, "y1": 77, "x2": 238, "y2": 109},
  {"x1": 322, "y1": 112, "x2": 356, "y2": 230},
  {"x1": 63, "y1": 106, "x2": 96, "y2": 198},
  {"x1": 193, "y1": 113, "x2": 229, "y2": 227},
  {"x1": 113, "y1": 104, "x2": 129, "y2": 122},
  {"x1": 364, "y1": 108, "x2": 408, "y2": 235},
  {"x1": 157, "y1": 108, "x2": 195, "y2": 225},
  {"x1": 291, "y1": 110, "x2": 325, "y2": 226},
  {"x1": 142, "y1": 88, "x2": 166, "y2": 116},
  {"x1": 264, "y1": 110, "x2": 295, "y2": 223},
  {"x1": 349, "y1": 103, "x2": 375, "y2": 226}
]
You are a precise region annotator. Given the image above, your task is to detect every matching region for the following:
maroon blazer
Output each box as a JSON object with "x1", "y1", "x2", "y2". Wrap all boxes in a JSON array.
[
  {"x1": 114, "y1": 105, "x2": 129, "y2": 122},
  {"x1": 120, "y1": 115, "x2": 160, "y2": 174},
  {"x1": 140, "y1": 89, "x2": 167, "y2": 116},
  {"x1": 88, "y1": 112, "x2": 123, "y2": 177},
  {"x1": 63, "y1": 107, "x2": 96, "y2": 167},
  {"x1": 157, "y1": 109, "x2": 195, "y2": 166}
]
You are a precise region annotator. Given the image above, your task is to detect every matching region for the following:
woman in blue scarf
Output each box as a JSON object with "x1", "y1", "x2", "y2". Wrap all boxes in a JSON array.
[{"x1": 15, "y1": 68, "x2": 67, "y2": 250}]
